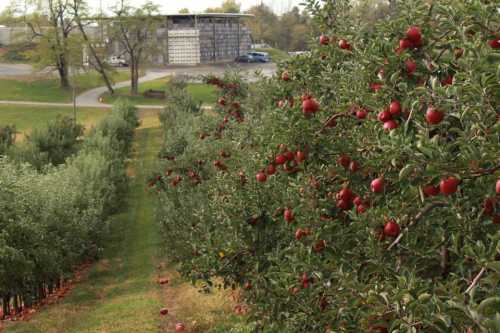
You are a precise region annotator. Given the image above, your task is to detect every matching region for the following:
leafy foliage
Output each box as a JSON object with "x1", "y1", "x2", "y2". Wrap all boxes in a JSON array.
[{"x1": 153, "y1": 0, "x2": 499, "y2": 332}]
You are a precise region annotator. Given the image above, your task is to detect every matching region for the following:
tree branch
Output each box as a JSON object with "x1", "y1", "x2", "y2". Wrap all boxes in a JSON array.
[
  {"x1": 388, "y1": 201, "x2": 447, "y2": 250},
  {"x1": 465, "y1": 267, "x2": 486, "y2": 294}
]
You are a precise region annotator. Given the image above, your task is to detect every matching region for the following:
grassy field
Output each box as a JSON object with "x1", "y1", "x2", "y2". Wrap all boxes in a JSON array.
[
  {"x1": 101, "y1": 77, "x2": 217, "y2": 106},
  {"x1": 0, "y1": 70, "x2": 131, "y2": 103},
  {"x1": 254, "y1": 48, "x2": 291, "y2": 63},
  {"x1": 0, "y1": 105, "x2": 110, "y2": 133}
]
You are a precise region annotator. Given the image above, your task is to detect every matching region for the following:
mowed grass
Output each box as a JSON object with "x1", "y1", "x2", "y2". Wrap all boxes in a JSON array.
[
  {"x1": 0, "y1": 70, "x2": 131, "y2": 103},
  {"x1": 0, "y1": 104, "x2": 109, "y2": 133},
  {"x1": 4, "y1": 127, "x2": 163, "y2": 333},
  {"x1": 101, "y1": 77, "x2": 217, "y2": 106}
]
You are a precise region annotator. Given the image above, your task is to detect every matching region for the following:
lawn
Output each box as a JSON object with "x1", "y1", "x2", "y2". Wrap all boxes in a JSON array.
[
  {"x1": 0, "y1": 104, "x2": 110, "y2": 133},
  {"x1": 101, "y1": 77, "x2": 218, "y2": 106},
  {"x1": 254, "y1": 48, "x2": 291, "y2": 63},
  {"x1": 0, "y1": 70, "x2": 132, "y2": 103}
]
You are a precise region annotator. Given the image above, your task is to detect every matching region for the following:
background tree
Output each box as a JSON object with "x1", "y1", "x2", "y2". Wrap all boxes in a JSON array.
[
  {"x1": 178, "y1": 8, "x2": 189, "y2": 14},
  {"x1": 24, "y1": 0, "x2": 83, "y2": 89},
  {"x1": 205, "y1": 0, "x2": 241, "y2": 13},
  {"x1": 110, "y1": 0, "x2": 160, "y2": 95}
]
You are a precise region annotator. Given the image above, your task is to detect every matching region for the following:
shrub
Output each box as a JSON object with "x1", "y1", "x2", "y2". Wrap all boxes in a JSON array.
[
  {"x1": 0, "y1": 125, "x2": 15, "y2": 155},
  {"x1": 153, "y1": 0, "x2": 499, "y2": 332}
]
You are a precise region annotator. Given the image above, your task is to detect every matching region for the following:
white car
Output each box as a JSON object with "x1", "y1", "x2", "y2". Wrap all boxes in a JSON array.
[{"x1": 107, "y1": 56, "x2": 128, "y2": 67}]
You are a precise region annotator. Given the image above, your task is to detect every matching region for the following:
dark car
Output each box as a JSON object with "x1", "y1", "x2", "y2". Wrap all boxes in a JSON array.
[
  {"x1": 235, "y1": 54, "x2": 256, "y2": 63},
  {"x1": 247, "y1": 52, "x2": 271, "y2": 63}
]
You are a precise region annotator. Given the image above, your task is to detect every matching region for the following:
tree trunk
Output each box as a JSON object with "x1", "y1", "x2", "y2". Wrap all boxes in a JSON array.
[
  {"x1": 75, "y1": 18, "x2": 115, "y2": 95},
  {"x1": 130, "y1": 59, "x2": 139, "y2": 95},
  {"x1": 57, "y1": 54, "x2": 71, "y2": 89}
]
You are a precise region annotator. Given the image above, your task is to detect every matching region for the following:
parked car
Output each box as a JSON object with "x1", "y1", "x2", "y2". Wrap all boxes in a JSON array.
[
  {"x1": 235, "y1": 54, "x2": 256, "y2": 63},
  {"x1": 247, "y1": 51, "x2": 271, "y2": 63},
  {"x1": 106, "y1": 56, "x2": 128, "y2": 67}
]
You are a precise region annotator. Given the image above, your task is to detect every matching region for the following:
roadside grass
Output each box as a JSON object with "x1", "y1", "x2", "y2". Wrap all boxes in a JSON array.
[
  {"x1": 101, "y1": 78, "x2": 217, "y2": 106},
  {"x1": 0, "y1": 70, "x2": 131, "y2": 103},
  {"x1": 0, "y1": 104, "x2": 110, "y2": 133},
  {"x1": 254, "y1": 48, "x2": 290, "y2": 63}
]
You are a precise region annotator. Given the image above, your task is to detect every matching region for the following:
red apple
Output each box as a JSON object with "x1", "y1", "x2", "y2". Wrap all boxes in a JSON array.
[
  {"x1": 406, "y1": 26, "x2": 422, "y2": 44},
  {"x1": 378, "y1": 110, "x2": 392, "y2": 122},
  {"x1": 267, "y1": 164, "x2": 277, "y2": 175},
  {"x1": 383, "y1": 220, "x2": 401, "y2": 237},
  {"x1": 405, "y1": 59, "x2": 417, "y2": 74},
  {"x1": 284, "y1": 208, "x2": 295, "y2": 223},
  {"x1": 275, "y1": 154, "x2": 287, "y2": 165},
  {"x1": 371, "y1": 178, "x2": 385, "y2": 193},
  {"x1": 281, "y1": 71, "x2": 290, "y2": 81},
  {"x1": 423, "y1": 184, "x2": 440, "y2": 197},
  {"x1": 426, "y1": 107, "x2": 444, "y2": 125},
  {"x1": 370, "y1": 82, "x2": 383, "y2": 92},
  {"x1": 313, "y1": 240, "x2": 326, "y2": 253},
  {"x1": 256, "y1": 172, "x2": 267, "y2": 183},
  {"x1": 389, "y1": 101, "x2": 401, "y2": 116},
  {"x1": 357, "y1": 204, "x2": 368, "y2": 214},
  {"x1": 440, "y1": 177, "x2": 459, "y2": 195},
  {"x1": 158, "y1": 278, "x2": 169, "y2": 285},
  {"x1": 218, "y1": 97, "x2": 226, "y2": 106},
  {"x1": 338, "y1": 187, "x2": 354, "y2": 202},
  {"x1": 356, "y1": 108, "x2": 368, "y2": 119},
  {"x1": 296, "y1": 151, "x2": 307, "y2": 163},
  {"x1": 284, "y1": 151, "x2": 295, "y2": 161},
  {"x1": 441, "y1": 75, "x2": 453, "y2": 86},
  {"x1": 399, "y1": 38, "x2": 412, "y2": 50},
  {"x1": 319, "y1": 35, "x2": 330, "y2": 45},
  {"x1": 338, "y1": 39, "x2": 351, "y2": 50},
  {"x1": 337, "y1": 199, "x2": 353, "y2": 211},
  {"x1": 496, "y1": 179, "x2": 500, "y2": 195},
  {"x1": 175, "y1": 323, "x2": 186, "y2": 332},
  {"x1": 384, "y1": 120, "x2": 399, "y2": 131},
  {"x1": 160, "y1": 308, "x2": 169, "y2": 315},
  {"x1": 353, "y1": 196, "x2": 363, "y2": 206},
  {"x1": 488, "y1": 39, "x2": 500, "y2": 49},
  {"x1": 338, "y1": 155, "x2": 351, "y2": 169},
  {"x1": 349, "y1": 160, "x2": 360, "y2": 173},
  {"x1": 483, "y1": 197, "x2": 496, "y2": 216},
  {"x1": 302, "y1": 98, "x2": 320, "y2": 115}
]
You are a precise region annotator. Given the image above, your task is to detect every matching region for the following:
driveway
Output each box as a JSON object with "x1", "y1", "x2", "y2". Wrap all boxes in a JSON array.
[{"x1": 0, "y1": 63, "x2": 33, "y2": 76}]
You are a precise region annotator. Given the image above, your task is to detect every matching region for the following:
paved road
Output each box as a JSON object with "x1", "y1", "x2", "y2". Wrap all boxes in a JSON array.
[
  {"x1": 0, "y1": 62, "x2": 277, "y2": 109},
  {"x1": 0, "y1": 63, "x2": 33, "y2": 76}
]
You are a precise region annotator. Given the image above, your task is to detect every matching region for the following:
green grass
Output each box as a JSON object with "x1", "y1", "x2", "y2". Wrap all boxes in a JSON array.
[
  {"x1": 101, "y1": 78, "x2": 217, "y2": 106},
  {"x1": 254, "y1": 48, "x2": 291, "y2": 63},
  {"x1": 4, "y1": 127, "x2": 163, "y2": 333},
  {"x1": 0, "y1": 104, "x2": 110, "y2": 133},
  {"x1": 0, "y1": 70, "x2": 131, "y2": 103}
]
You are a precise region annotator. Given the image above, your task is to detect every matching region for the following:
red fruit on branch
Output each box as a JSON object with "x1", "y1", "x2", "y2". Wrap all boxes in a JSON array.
[
  {"x1": 378, "y1": 110, "x2": 392, "y2": 122},
  {"x1": 483, "y1": 197, "x2": 496, "y2": 216},
  {"x1": 338, "y1": 187, "x2": 354, "y2": 202},
  {"x1": 266, "y1": 164, "x2": 277, "y2": 175},
  {"x1": 371, "y1": 178, "x2": 385, "y2": 193},
  {"x1": 426, "y1": 107, "x2": 444, "y2": 125},
  {"x1": 175, "y1": 323, "x2": 186, "y2": 332},
  {"x1": 244, "y1": 281, "x2": 252, "y2": 290},
  {"x1": 302, "y1": 98, "x2": 320, "y2": 115},
  {"x1": 338, "y1": 155, "x2": 351, "y2": 169},
  {"x1": 383, "y1": 220, "x2": 401, "y2": 237},
  {"x1": 440, "y1": 177, "x2": 460, "y2": 195},
  {"x1": 399, "y1": 38, "x2": 412, "y2": 50},
  {"x1": 441, "y1": 75, "x2": 454, "y2": 86},
  {"x1": 160, "y1": 308, "x2": 169, "y2": 315},
  {"x1": 284, "y1": 151, "x2": 295, "y2": 161},
  {"x1": 488, "y1": 39, "x2": 500, "y2": 49},
  {"x1": 218, "y1": 97, "x2": 226, "y2": 106},
  {"x1": 275, "y1": 154, "x2": 287, "y2": 165},
  {"x1": 353, "y1": 196, "x2": 363, "y2": 206},
  {"x1": 405, "y1": 59, "x2": 417, "y2": 74},
  {"x1": 357, "y1": 204, "x2": 368, "y2": 214},
  {"x1": 296, "y1": 151, "x2": 307, "y2": 163},
  {"x1": 389, "y1": 101, "x2": 401, "y2": 116},
  {"x1": 319, "y1": 35, "x2": 330, "y2": 45},
  {"x1": 301, "y1": 272, "x2": 311, "y2": 288},
  {"x1": 284, "y1": 208, "x2": 295, "y2": 223},
  {"x1": 213, "y1": 160, "x2": 228, "y2": 171},
  {"x1": 423, "y1": 184, "x2": 440, "y2": 197},
  {"x1": 406, "y1": 26, "x2": 422, "y2": 44},
  {"x1": 349, "y1": 160, "x2": 361, "y2": 173},
  {"x1": 158, "y1": 278, "x2": 169, "y2": 285},
  {"x1": 277, "y1": 100, "x2": 285, "y2": 108},
  {"x1": 338, "y1": 39, "x2": 351, "y2": 50},
  {"x1": 337, "y1": 199, "x2": 353, "y2": 211},
  {"x1": 496, "y1": 179, "x2": 500, "y2": 195},
  {"x1": 383, "y1": 120, "x2": 399, "y2": 131},
  {"x1": 281, "y1": 71, "x2": 290, "y2": 81},
  {"x1": 295, "y1": 228, "x2": 308, "y2": 240},
  {"x1": 370, "y1": 82, "x2": 383, "y2": 92},
  {"x1": 313, "y1": 240, "x2": 326, "y2": 253},
  {"x1": 356, "y1": 108, "x2": 368, "y2": 119},
  {"x1": 256, "y1": 171, "x2": 267, "y2": 183}
]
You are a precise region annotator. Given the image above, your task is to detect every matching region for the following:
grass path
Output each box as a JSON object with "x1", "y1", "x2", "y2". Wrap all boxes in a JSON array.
[{"x1": 4, "y1": 127, "x2": 164, "y2": 333}]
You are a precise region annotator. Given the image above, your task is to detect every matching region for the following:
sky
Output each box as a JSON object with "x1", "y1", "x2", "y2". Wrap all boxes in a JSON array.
[{"x1": 0, "y1": 0, "x2": 304, "y2": 15}]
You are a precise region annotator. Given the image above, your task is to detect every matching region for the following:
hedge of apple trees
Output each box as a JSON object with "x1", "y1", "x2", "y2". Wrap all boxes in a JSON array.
[
  {"x1": 153, "y1": 0, "x2": 499, "y2": 331},
  {"x1": 0, "y1": 101, "x2": 139, "y2": 318}
]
